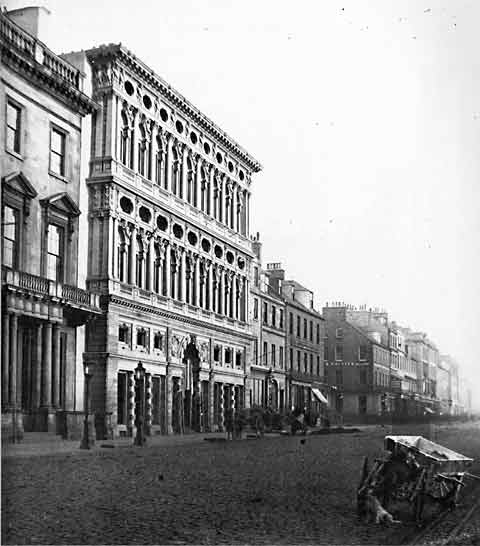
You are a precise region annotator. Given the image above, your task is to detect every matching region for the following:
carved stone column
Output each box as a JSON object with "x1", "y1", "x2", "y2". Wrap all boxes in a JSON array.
[
  {"x1": 220, "y1": 383, "x2": 225, "y2": 432},
  {"x1": 9, "y1": 314, "x2": 18, "y2": 408},
  {"x1": 131, "y1": 109, "x2": 139, "y2": 172},
  {"x1": 33, "y1": 322, "x2": 42, "y2": 409},
  {"x1": 41, "y1": 321, "x2": 52, "y2": 408},
  {"x1": 149, "y1": 123, "x2": 156, "y2": 181},
  {"x1": 208, "y1": 166, "x2": 214, "y2": 217},
  {"x1": 218, "y1": 266, "x2": 224, "y2": 315},
  {"x1": 2, "y1": 313, "x2": 9, "y2": 408},
  {"x1": 231, "y1": 183, "x2": 237, "y2": 231},
  {"x1": 218, "y1": 174, "x2": 224, "y2": 223},
  {"x1": 129, "y1": 224, "x2": 137, "y2": 285},
  {"x1": 165, "y1": 133, "x2": 172, "y2": 192},
  {"x1": 194, "y1": 155, "x2": 201, "y2": 208},
  {"x1": 181, "y1": 144, "x2": 187, "y2": 200},
  {"x1": 224, "y1": 271, "x2": 231, "y2": 318},
  {"x1": 112, "y1": 216, "x2": 119, "y2": 279},
  {"x1": 209, "y1": 371, "x2": 215, "y2": 432},
  {"x1": 180, "y1": 247, "x2": 186, "y2": 302},
  {"x1": 148, "y1": 234, "x2": 154, "y2": 291},
  {"x1": 165, "y1": 242, "x2": 171, "y2": 298},
  {"x1": 16, "y1": 323, "x2": 23, "y2": 408},
  {"x1": 52, "y1": 324, "x2": 61, "y2": 408},
  {"x1": 194, "y1": 255, "x2": 200, "y2": 307}
]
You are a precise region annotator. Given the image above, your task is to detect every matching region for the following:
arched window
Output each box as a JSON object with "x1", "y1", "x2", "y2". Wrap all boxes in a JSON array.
[
  {"x1": 120, "y1": 110, "x2": 132, "y2": 168},
  {"x1": 200, "y1": 167, "x2": 207, "y2": 213},
  {"x1": 155, "y1": 134, "x2": 166, "y2": 187},
  {"x1": 117, "y1": 227, "x2": 127, "y2": 282},
  {"x1": 153, "y1": 242, "x2": 161, "y2": 294},
  {"x1": 138, "y1": 124, "x2": 147, "y2": 177},
  {"x1": 186, "y1": 157, "x2": 193, "y2": 205},
  {"x1": 135, "y1": 236, "x2": 146, "y2": 288},
  {"x1": 213, "y1": 178, "x2": 219, "y2": 221},
  {"x1": 171, "y1": 146, "x2": 179, "y2": 196}
]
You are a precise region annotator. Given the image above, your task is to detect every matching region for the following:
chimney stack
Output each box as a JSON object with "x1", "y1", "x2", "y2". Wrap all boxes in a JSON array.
[{"x1": 7, "y1": 6, "x2": 52, "y2": 43}]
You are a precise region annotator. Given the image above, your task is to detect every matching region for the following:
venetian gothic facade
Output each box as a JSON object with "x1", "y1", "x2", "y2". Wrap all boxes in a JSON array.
[{"x1": 81, "y1": 44, "x2": 261, "y2": 437}]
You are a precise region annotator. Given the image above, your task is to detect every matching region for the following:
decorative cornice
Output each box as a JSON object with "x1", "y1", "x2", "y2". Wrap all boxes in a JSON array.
[
  {"x1": 85, "y1": 44, "x2": 262, "y2": 173},
  {"x1": 107, "y1": 294, "x2": 255, "y2": 341},
  {"x1": 1, "y1": 15, "x2": 97, "y2": 116}
]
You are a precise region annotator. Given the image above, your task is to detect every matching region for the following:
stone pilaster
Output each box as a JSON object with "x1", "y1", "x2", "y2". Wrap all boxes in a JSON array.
[
  {"x1": 9, "y1": 314, "x2": 18, "y2": 408},
  {"x1": 52, "y1": 324, "x2": 61, "y2": 408},
  {"x1": 2, "y1": 313, "x2": 9, "y2": 408}
]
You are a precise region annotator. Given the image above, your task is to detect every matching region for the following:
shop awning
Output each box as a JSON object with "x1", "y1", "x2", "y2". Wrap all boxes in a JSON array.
[{"x1": 312, "y1": 388, "x2": 328, "y2": 404}]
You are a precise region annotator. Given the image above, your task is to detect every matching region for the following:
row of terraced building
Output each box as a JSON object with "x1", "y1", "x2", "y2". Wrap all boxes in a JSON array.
[{"x1": 1, "y1": 7, "x2": 471, "y2": 442}]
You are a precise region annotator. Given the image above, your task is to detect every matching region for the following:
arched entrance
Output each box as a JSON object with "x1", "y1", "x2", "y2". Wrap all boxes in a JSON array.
[{"x1": 182, "y1": 340, "x2": 201, "y2": 432}]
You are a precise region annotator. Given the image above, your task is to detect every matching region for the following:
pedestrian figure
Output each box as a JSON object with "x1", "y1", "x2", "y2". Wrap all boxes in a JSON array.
[
  {"x1": 254, "y1": 412, "x2": 264, "y2": 438},
  {"x1": 234, "y1": 411, "x2": 244, "y2": 440},
  {"x1": 225, "y1": 408, "x2": 234, "y2": 440}
]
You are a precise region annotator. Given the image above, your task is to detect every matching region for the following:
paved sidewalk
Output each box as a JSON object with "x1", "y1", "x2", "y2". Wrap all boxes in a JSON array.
[
  {"x1": 1, "y1": 424, "x2": 369, "y2": 458},
  {"x1": 1, "y1": 430, "x2": 280, "y2": 458}
]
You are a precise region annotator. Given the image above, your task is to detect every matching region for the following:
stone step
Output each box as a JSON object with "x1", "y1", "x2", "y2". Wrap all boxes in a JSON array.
[{"x1": 21, "y1": 432, "x2": 64, "y2": 444}]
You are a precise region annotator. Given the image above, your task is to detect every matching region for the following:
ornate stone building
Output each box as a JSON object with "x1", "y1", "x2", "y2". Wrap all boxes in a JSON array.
[
  {"x1": 1, "y1": 7, "x2": 100, "y2": 440},
  {"x1": 78, "y1": 44, "x2": 261, "y2": 437}
]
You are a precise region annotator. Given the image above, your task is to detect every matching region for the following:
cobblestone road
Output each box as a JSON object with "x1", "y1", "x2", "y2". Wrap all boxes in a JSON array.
[{"x1": 2, "y1": 423, "x2": 480, "y2": 545}]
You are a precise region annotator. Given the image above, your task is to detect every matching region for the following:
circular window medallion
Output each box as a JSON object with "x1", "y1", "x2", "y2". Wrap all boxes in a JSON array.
[
  {"x1": 203, "y1": 142, "x2": 211, "y2": 155},
  {"x1": 124, "y1": 81, "x2": 135, "y2": 96},
  {"x1": 156, "y1": 215, "x2": 168, "y2": 231},
  {"x1": 214, "y1": 245, "x2": 223, "y2": 258},
  {"x1": 143, "y1": 95, "x2": 152, "y2": 109},
  {"x1": 228, "y1": 161, "x2": 234, "y2": 173},
  {"x1": 187, "y1": 231, "x2": 198, "y2": 246},
  {"x1": 216, "y1": 152, "x2": 223, "y2": 164},
  {"x1": 190, "y1": 131, "x2": 198, "y2": 145},
  {"x1": 119, "y1": 196, "x2": 134, "y2": 214},
  {"x1": 139, "y1": 206, "x2": 152, "y2": 223},
  {"x1": 201, "y1": 238, "x2": 211, "y2": 252},
  {"x1": 175, "y1": 120, "x2": 184, "y2": 134},
  {"x1": 160, "y1": 108, "x2": 169, "y2": 122},
  {"x1": 226, "y1": 251, "x2": 234, "y2": 264},
  {"x1": 173, "y1": 223, "x2": 184, "y2": 239},
  {"x1": 239, "y1": 170, "x2": 245, "y2": 181},
  {"x1": 237, "y1": 257, "x2": 245, "y2": 270}
]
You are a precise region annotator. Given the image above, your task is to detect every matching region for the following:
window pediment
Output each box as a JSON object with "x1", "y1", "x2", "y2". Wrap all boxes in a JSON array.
[
  {"x1": 2, "y1": 172, "x2": 38, "y2": 200},
  {"x1": 40, "y1": 192, "x2": 81, "y2": 218}
]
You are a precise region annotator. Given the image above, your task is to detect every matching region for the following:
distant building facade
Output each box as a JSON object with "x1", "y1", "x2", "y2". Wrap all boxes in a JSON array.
[
  {"x1": 248, "y1": 236, "x2": 287, "y2": 411},
  {"x1": 1, "y1": 8, "x2": 100, "y2": 440},
  {"x1": 323, "y1": 304, "x2": 391, "y2": 419},
  {"x1": 76, "y1": 43, "x2": 261, "y2": 437},
  {"x1": 268, "y1": 269, "x2": 326, "y2": 416}
]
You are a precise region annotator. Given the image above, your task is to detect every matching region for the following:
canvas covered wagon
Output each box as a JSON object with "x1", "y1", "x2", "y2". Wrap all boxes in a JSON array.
[{"x1": 357, "y1": 435, "x2": 474, "y2": 523}]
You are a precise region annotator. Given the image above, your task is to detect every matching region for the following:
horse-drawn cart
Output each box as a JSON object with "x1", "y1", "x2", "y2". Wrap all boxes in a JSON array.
[{"x1": 357, "y1": 436, "x2": 474, "y2": 523}]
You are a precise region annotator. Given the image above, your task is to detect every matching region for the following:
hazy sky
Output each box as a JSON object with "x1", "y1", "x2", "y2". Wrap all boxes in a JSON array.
[{"x1": 6, "y1": 0, "x2": 479, "y2": 403}]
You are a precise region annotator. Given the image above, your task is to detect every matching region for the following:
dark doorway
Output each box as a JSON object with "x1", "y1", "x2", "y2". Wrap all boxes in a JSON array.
[{"x1": 183, "y1": 341, "x2": 201, "y2": 432}]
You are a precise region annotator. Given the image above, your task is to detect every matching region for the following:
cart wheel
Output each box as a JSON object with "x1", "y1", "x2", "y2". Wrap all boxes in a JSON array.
[{"x1": 429, "y1": 477, "x2": 458, "y2": 507}]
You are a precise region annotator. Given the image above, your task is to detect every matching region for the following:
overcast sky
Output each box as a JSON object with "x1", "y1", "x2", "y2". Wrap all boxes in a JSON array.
[{"x1": 6, "y1": 0, "x2": 480, "y2": 405}]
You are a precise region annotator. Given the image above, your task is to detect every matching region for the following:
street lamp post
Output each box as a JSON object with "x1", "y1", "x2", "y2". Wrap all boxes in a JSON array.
[
  {"x1": 80, "y1": 363, "x2": 93, "y2": 450},
  {"x1": 134, "y1": 361, "x2": 146, "y2": 446}
]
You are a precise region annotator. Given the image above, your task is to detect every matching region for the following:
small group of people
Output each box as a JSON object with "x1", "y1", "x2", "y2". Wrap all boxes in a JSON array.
[{"x1": 224, "y1": 408, "x2": 246, "y2": 440}]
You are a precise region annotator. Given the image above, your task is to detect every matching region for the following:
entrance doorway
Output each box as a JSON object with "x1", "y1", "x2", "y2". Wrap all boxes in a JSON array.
[{"x1": 182, "y1": 342, "x2": 201, "y2": 432}]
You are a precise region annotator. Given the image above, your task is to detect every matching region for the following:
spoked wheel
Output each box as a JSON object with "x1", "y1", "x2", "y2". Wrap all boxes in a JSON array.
[{"x1": 428, "y1": 474, "x2": 464, "y2": 507}]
